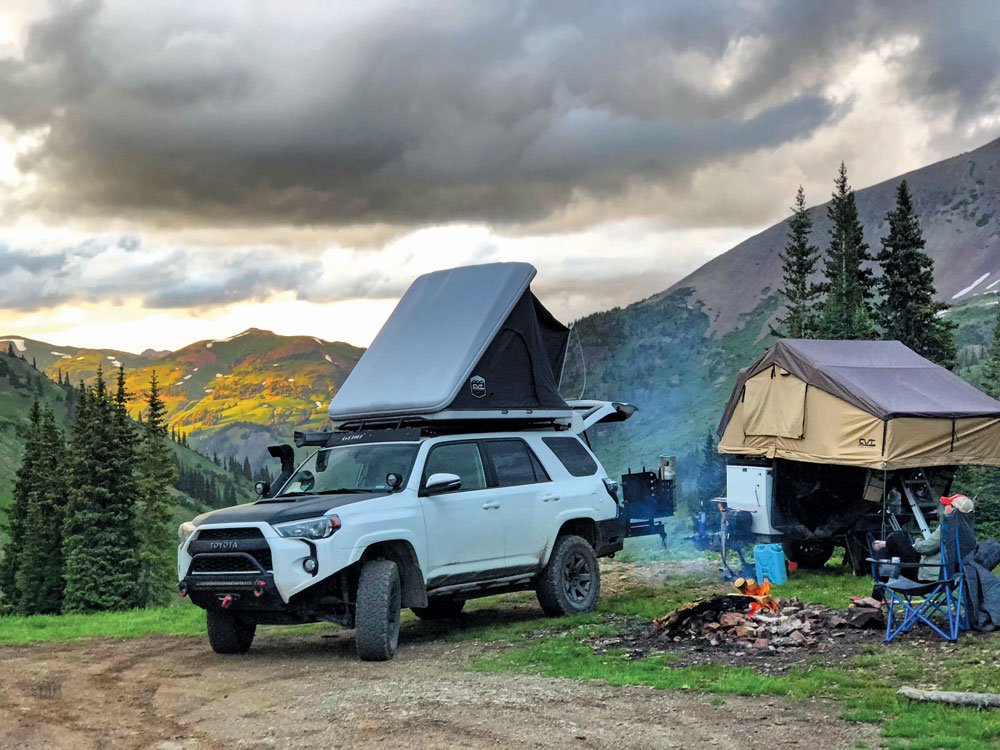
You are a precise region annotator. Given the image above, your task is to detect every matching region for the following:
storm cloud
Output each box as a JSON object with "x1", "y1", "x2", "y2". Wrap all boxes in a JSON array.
[{"x1": 2, "y1": 0, "x2": 997, "y2": 231}]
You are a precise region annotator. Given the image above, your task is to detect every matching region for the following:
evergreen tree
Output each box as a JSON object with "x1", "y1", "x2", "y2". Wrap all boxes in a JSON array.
[
  {"x1": 62, "y1": 366, "x2": 140, "y2": 612},
  {"x1": 876, "y1": 180, "x2": 957, "y2": 368},
  {"x1": 0, "y1": 399, "x2": 42, "y2": 614},
  {"x1": 134, "y1": 371, "x2": 179, "y2": 608},
  {"x1": 774, "y1": 186, "x2": 822, "y2": 338},
  {"x1": 696, "y1": 430, "x2": 726, "y2": 498},
  {"x1": 980, "y1": 302, "x2": 1000, "y2": 399},
  {"x1": 6, "y1": 342, "x2": 14, "y2": 357},
  {"x1": 15, "y1": 406, "x2": 67, "y2": 614},
  {"x1": 818, "y1": 163, "x2": 877, "y2": 339}
]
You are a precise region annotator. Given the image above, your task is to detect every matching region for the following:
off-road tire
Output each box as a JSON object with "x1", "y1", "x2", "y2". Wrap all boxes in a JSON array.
[
  {"x1": 206, "y1": 609, "x2": 256, "y2": 654},
  {"x1": 355, "y1": 559, "x2": 402, "y2": 661},
  {"x1": 536, "y1": 534, "x2": 601, "y2": 617},
  {"x1": 782, "y1": 540, "x2": 835, "y2": 569},
  {"x1": 411, "y1": 599, "x2": 466, "y2": 620}
]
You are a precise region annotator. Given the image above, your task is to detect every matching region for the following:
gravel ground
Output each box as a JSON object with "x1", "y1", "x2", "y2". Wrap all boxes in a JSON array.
[{"x1": 0, "y1": 609, "x2": 880, "y2": 750}]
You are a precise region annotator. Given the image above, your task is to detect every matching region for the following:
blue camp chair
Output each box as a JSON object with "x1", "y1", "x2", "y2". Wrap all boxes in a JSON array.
[{"x1": 868, "y1": 522, "x2": 970, "y2": 643}]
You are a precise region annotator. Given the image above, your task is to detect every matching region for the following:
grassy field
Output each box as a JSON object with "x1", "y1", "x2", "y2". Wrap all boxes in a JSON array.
[{"x1": 0, "y1": 556, "x2": 997, "y2": 749}]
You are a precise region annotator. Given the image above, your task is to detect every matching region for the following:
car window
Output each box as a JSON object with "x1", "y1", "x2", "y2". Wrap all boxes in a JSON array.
[
  {"x1": 483, "y1": 440, "x2": 550, "y2": 487},
  {"x1": 542, "y1": 436, "x2": 598, "y2": 477},
  {"x1": 423, "y1": 442, "x2": 487, "y2": 492}
]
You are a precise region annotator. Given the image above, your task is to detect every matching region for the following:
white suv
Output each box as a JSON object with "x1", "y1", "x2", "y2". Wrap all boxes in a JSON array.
[{"x1": 178, "y1": 415, "x2": 634, "y2": 661}]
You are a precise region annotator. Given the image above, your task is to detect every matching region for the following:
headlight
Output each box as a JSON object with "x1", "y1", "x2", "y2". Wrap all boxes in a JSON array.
[
  {"x1": 272, "y1": 515, "x2": 341, "y2": 540},
  {"x1": 178, "y1": 521, "x2": 197, "y2": 544}
]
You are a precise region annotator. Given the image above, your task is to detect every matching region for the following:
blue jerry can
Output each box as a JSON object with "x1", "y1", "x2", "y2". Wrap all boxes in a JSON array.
[{"x1": 754, "y1": 543, "x2": 788, "y2": 585}]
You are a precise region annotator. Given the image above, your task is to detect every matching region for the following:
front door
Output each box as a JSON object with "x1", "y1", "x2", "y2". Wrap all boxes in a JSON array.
[{"x1": 419, "y1": 440, "x2": 506, "y2": 586}]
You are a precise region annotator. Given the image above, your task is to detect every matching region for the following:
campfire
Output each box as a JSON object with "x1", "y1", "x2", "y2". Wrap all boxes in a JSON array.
[{"x1": 650, "y1": 579, "x2": 883, "y2": 651}]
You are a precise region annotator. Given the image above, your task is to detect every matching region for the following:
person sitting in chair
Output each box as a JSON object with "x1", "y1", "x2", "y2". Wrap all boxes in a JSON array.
[{"x1": 872, "y1": 494, "x2": 975, "y2": 596}]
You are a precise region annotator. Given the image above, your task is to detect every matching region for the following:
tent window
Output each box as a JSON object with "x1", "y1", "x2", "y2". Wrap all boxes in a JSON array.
[{"x1": 742, "y1": 372, "x2": 807, "y2": 438}]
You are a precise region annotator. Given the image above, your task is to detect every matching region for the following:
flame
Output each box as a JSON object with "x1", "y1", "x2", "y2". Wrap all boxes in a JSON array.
[{"x1": 733, "y1": 577, "x2": 778, "y2": 615}]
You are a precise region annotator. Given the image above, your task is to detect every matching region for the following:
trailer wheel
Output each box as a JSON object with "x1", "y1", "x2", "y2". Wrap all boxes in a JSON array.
[
  {"x1": 536, "y1": 534, "x2": 601, "y2": 616},
  {"x1": 355, "y1": 559, "x2": 402, "y2": 661},
  {"x1": 411, "y1": 599, "x2": 465, "y2": 620},
  {"x1": 206, "y1": 609, "x2": 256, "y2": 654},
  {"x1": 782, "y1": 541, "x2": 835, "y2": 569}
]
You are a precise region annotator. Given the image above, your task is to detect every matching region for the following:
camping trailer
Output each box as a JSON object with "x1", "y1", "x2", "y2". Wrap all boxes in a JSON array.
[{"x1": 715, "y1": 339, "x2": 1000, "y2": 571}]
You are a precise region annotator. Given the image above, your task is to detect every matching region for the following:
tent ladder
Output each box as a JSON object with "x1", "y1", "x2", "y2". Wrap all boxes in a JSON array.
[{"x1": 900, "y1": 469, "x2": 936, "y2": 540}]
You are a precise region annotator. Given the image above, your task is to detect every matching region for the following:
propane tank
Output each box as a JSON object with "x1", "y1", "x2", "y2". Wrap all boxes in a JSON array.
[{"x1": 658, "y1": 455, "x2": 676, "y2": 482}]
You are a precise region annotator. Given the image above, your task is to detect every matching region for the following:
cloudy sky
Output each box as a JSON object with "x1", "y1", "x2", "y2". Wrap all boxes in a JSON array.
[{"x1": 1, "y1": 0, "x2": 999, "y2": 351}]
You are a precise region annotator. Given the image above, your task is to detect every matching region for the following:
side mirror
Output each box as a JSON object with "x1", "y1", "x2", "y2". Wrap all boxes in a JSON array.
[
  {"x1": 255, "y1": 480, "x2": 270, "y2": 498},
  {"x1": 386, "y1": 472, "x2": 403, "y2": 491},
  {"x1": 424, "y1": 472, "x2": 462, "y2": 496}
]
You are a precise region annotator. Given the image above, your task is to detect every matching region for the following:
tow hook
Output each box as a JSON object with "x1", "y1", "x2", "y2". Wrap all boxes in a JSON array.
[
  {"x1": 178, "y1": 581, "x2": 188, "y2": 598},
  {"x1": 219, "y1": 594, "x2": 237, "y2": 609},
  {"x1": 253, "y1": 579, "x2": 267, "y2": 598}
]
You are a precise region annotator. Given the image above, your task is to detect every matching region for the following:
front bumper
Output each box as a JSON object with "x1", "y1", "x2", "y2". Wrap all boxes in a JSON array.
[{"x1": 178, "y1": 522, "x2": 347, "y2": 604}]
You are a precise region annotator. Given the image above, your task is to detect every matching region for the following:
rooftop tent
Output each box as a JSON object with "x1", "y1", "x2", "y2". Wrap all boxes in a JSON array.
[
  {"x1": 717, "y1": 339, "x2": 1000, "y2": 470},
  {"x1": 328, "y1": 262, "x2": 571, "y2": 426}
]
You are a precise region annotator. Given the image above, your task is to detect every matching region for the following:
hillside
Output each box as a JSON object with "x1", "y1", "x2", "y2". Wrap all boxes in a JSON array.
[
  {"x1": 0, "y1": 352, "x2": 253, "y2": 544},
  {"x1": 0, "y1": 329, "x2": 364, "y2": 471},
  {"x1": 668, "y1": 136, "x2": 1000, "y2": 334}
]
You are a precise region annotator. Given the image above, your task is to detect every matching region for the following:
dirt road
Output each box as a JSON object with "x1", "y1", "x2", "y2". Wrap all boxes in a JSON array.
[{"x1": 0, "y1": 606, "x2": 878, "y2": 750}]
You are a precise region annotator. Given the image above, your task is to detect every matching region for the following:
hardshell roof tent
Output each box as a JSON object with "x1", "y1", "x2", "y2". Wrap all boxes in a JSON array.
[
  {"x1": 328, "y1": 262, "x2": 571, "y2": 427},
  {"x1": 717, "y1": 339, "x2": 1000, "y2": 470}
]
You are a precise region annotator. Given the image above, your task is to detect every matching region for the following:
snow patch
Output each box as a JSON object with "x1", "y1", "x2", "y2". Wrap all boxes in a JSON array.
[
  {"x1": 0, "y1": 338, "x2": 26, "y2": 352},
  {"x1": 214, "y1": 330, "x2": 252, "y2": 343},
  {"x1": 315, "y1": 401, "x2": 323, "y2": 408},
  {"x1": 50, "y1": 351, "x2": 71, "y2": 358},
  {"x1": 287, "y1": 378, "x2": 295, "y2": 382},
  {"x1": 204, "y1": 388, "x2": 213, "y2": 393},
  {"x1": 272, "y1": 363, "x2": 280, "y2": 367},
  {"x1": 193, "y1": 367, "x2": 199, "y2": 372},
  {"x1": 76, "y1": 356, "x2": 84, "y2": 360},
  {"x1": 106, "y1": 355, "x2": 115, "y2": 360},
  {"x1": 206, "y1": 342, "x2": 213, "y2": 349},
  {"x1": 952, "y1": 273, "x2": 991, "y2": 299},
  {"x1": 312, "y1": 337, "x2": 323, "y2": 345},
  {"x1": 324, "y1": 355, "x2": 333, "y2": 363},
  {"x1": 183, "y1": 374, "x2": 192, "y2": 381},
  {"x1": 110, "y1": 360, "x2": 122, "y2": 368},
  {"x1": 987, "y1": 278, "x2": 1000, "y2": 291},
  {"x1": 215, "y1": 373, "x2": 225, "y2": 377}
]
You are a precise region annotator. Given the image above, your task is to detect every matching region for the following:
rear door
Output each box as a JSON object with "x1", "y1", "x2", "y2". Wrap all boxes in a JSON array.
[
  {"x1": 480, "y1": 439, "x2": 553, "y2": 569},
  {"x1": 418, "y1": 440, "x2": 506, "y2": 584}
]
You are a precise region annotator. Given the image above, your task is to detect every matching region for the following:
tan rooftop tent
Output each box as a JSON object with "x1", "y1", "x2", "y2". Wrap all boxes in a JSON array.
[{"x1": 717, "y1": 339, "x2": 1000, "y2": 470}]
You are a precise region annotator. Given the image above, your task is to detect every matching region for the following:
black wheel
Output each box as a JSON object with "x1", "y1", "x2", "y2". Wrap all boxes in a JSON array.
[
  {"x1": 411, "y1": 599, "x2": 465, "y2": 620},
  {"x1": 536, "y1": 534, "x2": 601, "y2": 617},
  {"x1": 206, "y1": 609, "x2": 256, "y2": 654},
  {"x1": 355, "y1": 559, "x2": 402, "y2": 661},
  {"x1": 782, "y1": 540, "x2": 835, "y2": 569}
]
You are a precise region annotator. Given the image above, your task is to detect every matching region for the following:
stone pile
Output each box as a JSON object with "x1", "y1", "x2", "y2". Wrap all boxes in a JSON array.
[{"x1": 652, "y1": 591, "x2": 884, "y2": 651}]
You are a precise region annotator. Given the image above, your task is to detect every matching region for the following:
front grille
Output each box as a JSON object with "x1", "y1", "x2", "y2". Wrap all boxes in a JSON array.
[
  {"x1": 196, "y1": 527, "x2": 264, "y2": 541},
  {"x1": 190, "y1": 553, "x2": 271, "y2": 574}
]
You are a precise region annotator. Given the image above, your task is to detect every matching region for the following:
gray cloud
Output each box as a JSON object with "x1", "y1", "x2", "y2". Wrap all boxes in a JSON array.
[{"x1": 3, "y1": 0, "x2": 994, "y2": 232}]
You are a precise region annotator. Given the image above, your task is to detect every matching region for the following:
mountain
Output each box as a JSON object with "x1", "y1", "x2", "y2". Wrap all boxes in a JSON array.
[
  {"x1": 566, "y1": 137, "x2": 1000, "y2": 494},
  {"x1": 668, "y1": 137, "x2": 1000, "y2": 334},
  {"x1": 0, "y1": 329, "x2": 365, "y2": 471},
  {"x1": 0, "y1": 352, "x2": 248, "y2": 544}
]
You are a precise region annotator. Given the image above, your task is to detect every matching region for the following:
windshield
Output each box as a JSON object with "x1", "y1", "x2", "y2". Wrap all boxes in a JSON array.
[{"x1": 275, "y1": 442, "x2": 419, "y2": 497}]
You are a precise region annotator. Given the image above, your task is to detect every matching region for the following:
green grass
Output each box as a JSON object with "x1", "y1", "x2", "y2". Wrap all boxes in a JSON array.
[{"x1": 0, "y1": 602, "x2": 207, "y2": 643}]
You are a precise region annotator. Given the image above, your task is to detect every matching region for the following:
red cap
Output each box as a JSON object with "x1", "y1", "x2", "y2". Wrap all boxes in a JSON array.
[{"x1": 940, "y1": 494, "x2": 966, "y2": 505}]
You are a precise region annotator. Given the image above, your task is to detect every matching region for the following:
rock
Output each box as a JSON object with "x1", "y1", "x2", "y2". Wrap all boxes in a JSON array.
[
  {"x1": 719, "y1": 612, "x2": 748, "y2": 628},
  {"x1": 752, "y1": 638, "x2": 770, "y2": 649},
  {"x1": 732, "y1": 626, "x2": 756, "y2": 638},
  {"x1": 788, "y1": 630, "x2": 807, "y2": 646},
  {"x1": 827, "y1": 615, "x2": 848, "y2": 628}
]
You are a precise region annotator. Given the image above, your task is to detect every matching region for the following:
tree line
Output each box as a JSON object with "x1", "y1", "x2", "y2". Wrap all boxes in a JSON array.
[
  {"x1": 775, "y1": 165, "x2": 956, "y2": 368},
  {"x1": 0, "y1": 366, "x2": 177, "y2": 615}
]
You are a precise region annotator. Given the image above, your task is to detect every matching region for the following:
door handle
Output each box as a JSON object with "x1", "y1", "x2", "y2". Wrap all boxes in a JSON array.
[
  {"x1": 542, "y1": 494, "x2": 561, "y2": 503},
  {"x1": 482, "y1": 501, "x2": 500, "y2": 510}
]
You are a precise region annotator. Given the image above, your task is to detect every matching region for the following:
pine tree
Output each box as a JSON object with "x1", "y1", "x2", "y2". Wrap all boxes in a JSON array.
[
  {"x1": 15, "y1": 406, "x2": 67, "y2": 614},
  {"x1": 980, "y1": 302, "x2": 1000, "y2": 398},
  {"x1": 774, "y1": 186, "x2": 822, "y2": 338},
  {"x1": 697, "y1": 430, "x2": 726, "y2": 498},
  {"x1": 6, "y1": 342, "x2": 14, "y2": 357},
  {"x1": 818, "y1": 163, "x2": 877, "y2": 339},
  {"x1": 876, "y1": 180, "x2": 957, "y2": 368},
  {"x1": 134, "y1": 371, "x2": 179, "y2": 608},
  {"x1": 62, "y1": 366, "x2": 140, "y2": 612},
  {"x1": 0, "y1": 399, "x2": 42, "y2": 614}
]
